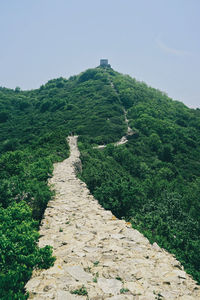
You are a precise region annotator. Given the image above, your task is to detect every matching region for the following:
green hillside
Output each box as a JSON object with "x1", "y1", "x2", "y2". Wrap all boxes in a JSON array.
[{"x1": 0, "y1": 66, "x2": 200, "y2": 298}]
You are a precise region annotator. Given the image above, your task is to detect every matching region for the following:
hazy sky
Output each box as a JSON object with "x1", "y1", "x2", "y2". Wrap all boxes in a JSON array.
[{"x1": 0, "y1": 0, "x2": 199, "y2": 108}]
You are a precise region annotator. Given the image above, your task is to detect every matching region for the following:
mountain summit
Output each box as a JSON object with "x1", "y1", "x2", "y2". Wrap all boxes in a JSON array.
[{"x1": 0, "y1": 67, "x2": 200, "y2": 298}]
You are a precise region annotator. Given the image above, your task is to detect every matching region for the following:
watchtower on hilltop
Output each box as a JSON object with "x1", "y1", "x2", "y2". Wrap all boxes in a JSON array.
[{"x1": 100, "y1": 59, "x2": 111, "y2": 67}]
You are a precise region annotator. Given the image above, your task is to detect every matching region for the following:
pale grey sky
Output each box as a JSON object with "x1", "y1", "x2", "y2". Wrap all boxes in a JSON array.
[{"x1": 0, "y1": 0, "x2": 199, "y2": 108}]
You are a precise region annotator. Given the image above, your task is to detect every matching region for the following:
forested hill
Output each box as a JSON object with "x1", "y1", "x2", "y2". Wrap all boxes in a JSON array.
[{"x1": 0, "y1": 66, "x2": 200, "y2": 298}]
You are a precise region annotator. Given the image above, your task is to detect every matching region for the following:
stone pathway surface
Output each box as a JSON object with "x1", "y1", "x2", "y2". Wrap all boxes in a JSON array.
[{"x1": 26, "y1": 136, "x2": 200, "y2": 299}]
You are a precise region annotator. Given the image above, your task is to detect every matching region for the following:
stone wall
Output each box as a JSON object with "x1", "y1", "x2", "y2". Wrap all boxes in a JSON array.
[{"x1": 25, "y1": 136, "x2": 200, "y2": 299}]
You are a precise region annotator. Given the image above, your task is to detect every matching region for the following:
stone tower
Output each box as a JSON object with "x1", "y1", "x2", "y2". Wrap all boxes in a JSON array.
[{"x1": 100, "y1": 59, "x2": 109, "y2": 67}]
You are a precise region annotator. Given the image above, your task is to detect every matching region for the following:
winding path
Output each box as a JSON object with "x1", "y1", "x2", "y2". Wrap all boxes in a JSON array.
[
  {"x1": 94, "y1": 109, "x2": 134, "y2": 149},
  {"x1": 26, "y1": 136, "x2": 200, "y2": 299}
]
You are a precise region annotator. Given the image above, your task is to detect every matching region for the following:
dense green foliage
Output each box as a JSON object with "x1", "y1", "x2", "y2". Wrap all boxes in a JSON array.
[
  {"x1": 0, "y1": 67, "x2": 126, "y2": 297},
  {"x1": 1, "y1": 65, "x2": 200, "y2": 297},
  {"x1": 79, "y1": 68, "x2": 200, "y2": 284}
]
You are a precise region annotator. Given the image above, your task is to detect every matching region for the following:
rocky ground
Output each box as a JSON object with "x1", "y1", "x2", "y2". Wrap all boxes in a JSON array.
[{"x1": 25, "y1": 136, "x2": 200, "y2": 299}]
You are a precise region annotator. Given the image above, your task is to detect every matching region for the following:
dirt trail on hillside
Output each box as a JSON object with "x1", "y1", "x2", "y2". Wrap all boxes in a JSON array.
[{"x1": 26, "y1": 136, "x2": 200, "y2": 299}]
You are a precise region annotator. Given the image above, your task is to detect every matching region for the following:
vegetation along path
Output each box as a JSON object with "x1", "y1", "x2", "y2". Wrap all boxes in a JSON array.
[
  {"x1": 26, "y1": 136, "x2": 200, "y2": 299},
  {"x1": 94, "y1": 108, "x2": 134, "y2": 149}
]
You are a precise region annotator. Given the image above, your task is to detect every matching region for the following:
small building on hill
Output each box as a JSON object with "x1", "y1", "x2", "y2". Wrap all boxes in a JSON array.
[
  {"x1": 100, "y1": 59, "x2": 108, "y2": 66},
  {"x1": 100, "y1": 59, "x2": 111, "y2": 67}
]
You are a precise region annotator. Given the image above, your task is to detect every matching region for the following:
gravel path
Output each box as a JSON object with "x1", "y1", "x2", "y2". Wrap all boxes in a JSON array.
[{"x1": 26, "y1": 136, "x2": 200, "y2": 299}]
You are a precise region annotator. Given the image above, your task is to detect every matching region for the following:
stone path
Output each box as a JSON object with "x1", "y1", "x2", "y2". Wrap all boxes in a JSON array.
[
  {"x1": 94, "y1": 109, "x2": 133, "y2": 149},
  {"x1": 26, "y1": 136, "x2": 200, "y2": 299},
  {"x1": 114, "y1": 109, "x2": 134, "y2": 146}
]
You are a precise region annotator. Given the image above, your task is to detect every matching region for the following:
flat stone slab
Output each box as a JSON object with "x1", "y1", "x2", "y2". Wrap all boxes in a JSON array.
[
  {"x1": 65, "y1": 265, "x2": 92, "y2": 283},
  {"x1": 57, "y1": 290, "x2": 81, "y2": 299},
  {"x1": 124, "y1": 281, "x2": 144, "y2": 295},
  {"x1": 109, "y1": 296, "x2": 133, "y2": 300},
  {"x1": 97, "y1": 278, "x2": 123, "y2": 295}
]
